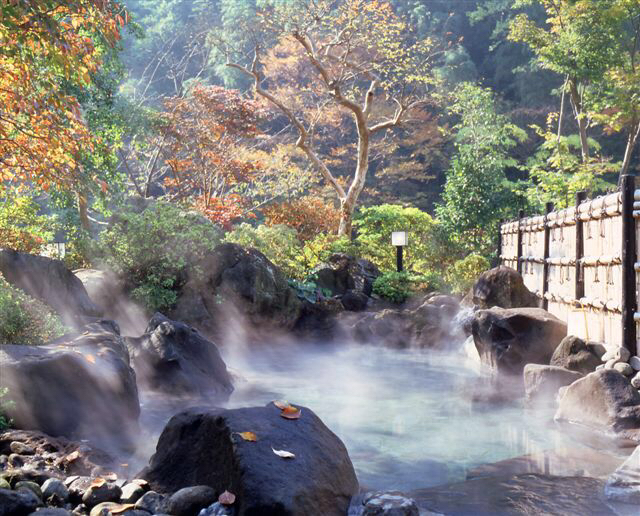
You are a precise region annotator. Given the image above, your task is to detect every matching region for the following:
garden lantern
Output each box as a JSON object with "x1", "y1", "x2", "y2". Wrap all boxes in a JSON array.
[{"x1": 391, "y1": 231, "x2": 408, "y2": 272}]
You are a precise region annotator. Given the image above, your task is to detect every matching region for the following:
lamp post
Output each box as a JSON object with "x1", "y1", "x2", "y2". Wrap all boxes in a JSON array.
[{"x1": 391, "y1": 231, "x2": 408, "y2": 272}]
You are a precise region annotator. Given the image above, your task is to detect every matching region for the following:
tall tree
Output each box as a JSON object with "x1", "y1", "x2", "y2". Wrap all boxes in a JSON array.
[{"x1": 222, "y1": 0, "x2": 443, "y2": 237}]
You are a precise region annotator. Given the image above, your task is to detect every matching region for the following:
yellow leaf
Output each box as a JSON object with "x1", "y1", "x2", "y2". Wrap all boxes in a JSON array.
[{"x1": 237, "y1": 432, "x2": 258, "y2": 442}]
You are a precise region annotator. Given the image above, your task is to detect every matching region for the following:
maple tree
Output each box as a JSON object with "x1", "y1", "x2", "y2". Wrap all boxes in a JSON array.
[
  {"x1": 161, "y1": 83, "x2": 262, "y2": 228},
  {"x1": 0, "y1": 0, "x2": 127, "y2": 196},
  {"x1": 264, "y1": 196, "x2": 341, "y2": 241},
  {"x1": 223, "y1": 0, "x2": 443, "y2": 238}
]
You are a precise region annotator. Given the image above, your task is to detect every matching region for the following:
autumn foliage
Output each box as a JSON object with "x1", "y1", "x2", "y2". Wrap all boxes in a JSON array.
[
  {"x1": 264, "y1": 196, "x2": 341, "y2": 240},
  {"x1": 0, "y1": 0, "x2": 127, "y2": 191},
  {"x1": 161, "y1": 84, "x2": 262, "y2": 228}
]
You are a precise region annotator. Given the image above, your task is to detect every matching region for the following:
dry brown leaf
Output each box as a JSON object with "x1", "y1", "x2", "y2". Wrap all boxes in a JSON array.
[
  {"x1": 280, "y1": 406, "x2": 301, "y2": 420},
  {"x1": 272, "y1": 447, "x2": 295, "y2": 459},
  {"x1": 237, "y1": 431, "x2": 258, "y2": 442},
  {"x1": 111, "y1": 504, "x2": 136, "y2": 515},
  {"x1": 273, "y1": 400, "x2": 290, "y2": 410},
  {"x1": 90, "y1": 478, "x2": 106, "y2": 488},
  {"x1": 218, "y1": 490, "x2": 236, "y2": 505}
]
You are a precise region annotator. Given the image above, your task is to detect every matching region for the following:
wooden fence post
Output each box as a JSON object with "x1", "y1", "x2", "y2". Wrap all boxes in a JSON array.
[
  {"x1": 517, "y1": 209, "x2": 525, "y2": 275},
  {"x1": 543, "y1": 202, "x2": 554, "y2": 311},
  {"x1": 495, "y1": 219, "x2": 504, "y2": 268},
  {"x1": 621, "y1": 175, "x2": 637, "y2": 356},
  {"x1": 575, "y1": 191, "x2": 587, "y2": 302}
]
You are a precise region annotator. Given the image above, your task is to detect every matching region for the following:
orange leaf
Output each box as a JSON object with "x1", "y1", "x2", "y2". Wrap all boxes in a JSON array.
[
  {"x1": 218, "y1": 490, "x2": 236, "y2": 505},
  {"x1": 90, "y1": 478, "x2": 106, "y2": 488},
  {"x1": 280, "y1": 406, "x2": 301, "y2": 420},
  {"x1": 85, "y1": 354, "x2": 96, "y2": 364},
  {"x1": 237, "y1": 432, "x2": 258, "y2": 442},
  {"x1": 273, "y1": 400, "x2": 290, "y2": 410}
]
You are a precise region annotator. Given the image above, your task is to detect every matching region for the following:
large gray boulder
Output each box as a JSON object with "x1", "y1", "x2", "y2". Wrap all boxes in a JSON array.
[
  {"x1": 472, "y1": 307, "x2": 567, "y2": 376},
  {"x1": 343, "y1": 295, "x2": 462, "y2": 349},
  {"x1": 464, "y1": 266, "x2": 539, "y2": 310},
  {"x1": 550, "y1": 335, "x2": 604, "y2": 374},
  {"x1": 141, "y1": 405, "x2": 358, "y2": 515},
  {"x1": 523, "y1": 364, "x2": 582, "y2": 404},
  {"x1": 0, "y1": 249, "x2": 100, "y2": 325},
  {"x1": 172, "y1": 243, "x2": 301, "y2": 335},
  {"x1": 0, "y1": 321, "x2": 140, "y2": 452},
  {"x1": 125, "y1": 314, "x2": 233, "y2": 399},
  {"x1": 605, "y1": 445, "x2": 640, "y2": 504},
  {"x1": 555, "y1": 369, "x2": 640, "y2": 443}
]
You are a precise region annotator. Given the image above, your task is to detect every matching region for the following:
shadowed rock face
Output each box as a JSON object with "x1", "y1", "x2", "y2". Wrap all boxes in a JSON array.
[
  {"x1": 464, "y1": 266, "x2": 539, "y2": 310},
  {"x1": 523, "y1": 364, "x2": 583, "y2": 404},
  {"x1": 550, "y1": 335, "x2": 604, "y2": 374},
  {"x1": 125, "y1": 313, "x2": 233, "y2": 399},
  {"x1": 141, "y1": 405, "x2": 358, "y2": 516},
  {"x1": 172, "y1": 243, "x2": 302, "y2": 336},
  {"x1": 0, "y1": 249, "x2": 101, "y2": 326},
  {"x1": 472, "y1": 307, "x2": 567, "y2": 376},
  {"x1": 555, "y1": 369, "x2": 640, "y2": 444},
  {"x1": 0, "y1": 322, "x2": 140, "y2": 453}
]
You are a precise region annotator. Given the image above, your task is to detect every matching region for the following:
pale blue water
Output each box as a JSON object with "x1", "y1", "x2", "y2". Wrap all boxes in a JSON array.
[{"x1": 223, "y1": 344, "x2": 570, "y2": 491}]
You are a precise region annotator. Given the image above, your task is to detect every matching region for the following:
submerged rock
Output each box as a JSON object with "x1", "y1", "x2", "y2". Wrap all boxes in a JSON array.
[
  {"x1": 0, "y1": 249, "x2": 101, "y2": 326},
  {"x1": 0, "y1": 487, "x2": 41, "y2": 516},
  {"x1": 555, "y1": 369, "x2": 640, "y2": 443},
  {"x1": 125, "y1": 314, "x2": 233, "y2": 399},
  {"x1": 472, "y1": 307, "x2": 567, "y2": 376},
  {"x1": 464, "y1": 266, "x2": 539, "y2": 310},
  {"x1": 141, "y1": 405, "x2": 358, "y2": 515},
  {"x1": 166, "y1": 486, "x2": 217, "y2": 516},
  {"x1": 0, "y1": 323, "x2": 140, "y2": 453},
  {"x1": 550, "y1": 335, "x2": 604, "y2": 374},
  {"x1": 605, "y1": 445, "x2": 640, "y2": 504},
  {"x1": 360, "y1": 492, "x2": 419, "y2": 516},
  {"x1": 523, "y1": 364, "x2": 582, "y2": 404}
]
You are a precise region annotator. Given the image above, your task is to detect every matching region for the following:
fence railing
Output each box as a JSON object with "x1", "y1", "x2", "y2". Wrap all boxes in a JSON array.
[{"x1": 499, "y1": 175, "x2": 638, "y2": 356}]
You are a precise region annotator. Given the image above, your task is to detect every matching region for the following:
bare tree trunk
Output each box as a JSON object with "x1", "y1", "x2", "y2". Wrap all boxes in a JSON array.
[
  {"x1": 557, "y1": 75, "x2": 568, "y2": 143},
  {"x1": 568, "y1": 79, "x2": 589, "y2": 163},
  {"x1": 620, "y1": 121, "x2": 640, "y2": 179}
]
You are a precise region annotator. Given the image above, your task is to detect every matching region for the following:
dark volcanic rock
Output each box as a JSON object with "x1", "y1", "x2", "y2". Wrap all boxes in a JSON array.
[
  {"x1": 312, "y1": 253, "x2": 379, "y2": 297},
  {"x1": 523, "y1": 364, "x2": 583, "y2": 404},
  {"x1": 555, "y1": 369, "x2": 640, "y2": 443},
  {"x1": 0, "y1": 323, "x2": 140, "y2": 452},
  {"x1": 0, "y1": 487, "x2": 41, "y2": 516},
  {"x1": 409, "y1": 474, "x2": 615, "y2": 516},
  {"x1": 341, "y1": 290, "x2": 369, "y2": 312},
  {"x1": 472, "y1": 307, "x2": 567, "y2": 376},
  {"x1": 166, "y1": 486, "x2": 217, "y2": 516},
  {"x1": 141, "y1": 405, "x2": 358, "y2": 515},
  {"x1": 464, "y1": 266, "x2": 539, "y2": 310},
  {"x1": 0, "y1": 249, "x2": 100, "y2": 325},
  {"x1": 125, "y1": 314, "x2": 232, "y2": 399},
  {"x1": 550, "y1": 335, "x2": 604, "y2": 374},
  {"x1": 172, "y1": 243, "x2": 301, "y2": 335}
]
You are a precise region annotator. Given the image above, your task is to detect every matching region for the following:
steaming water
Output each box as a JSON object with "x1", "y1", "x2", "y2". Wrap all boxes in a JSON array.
[{"x1": 220, "y1": 344, "x2": 571, "y2": 491}]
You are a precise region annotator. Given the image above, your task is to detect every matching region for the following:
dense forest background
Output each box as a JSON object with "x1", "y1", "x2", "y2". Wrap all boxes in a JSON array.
[{"x1": 1, "y1": 0, "x2": 639, "y2": 313}]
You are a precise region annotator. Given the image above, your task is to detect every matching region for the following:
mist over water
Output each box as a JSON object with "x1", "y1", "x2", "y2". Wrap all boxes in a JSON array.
[{"x1": 134, "y1": 334, "x2": 600, "y2": 492}]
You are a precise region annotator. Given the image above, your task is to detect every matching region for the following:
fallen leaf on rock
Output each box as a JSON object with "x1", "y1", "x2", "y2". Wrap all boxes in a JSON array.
[
  {"x1": 111, "y1": 504, "x2": 136, "y2": 515},
  {"x1": 218, "y1": 490, "x2": 236, "y2": 505},
  {"x1": 280, "y1": 406, "x2": 301, "y2": 420},
  {"x1": 272, "y1": 447, "x2": 295, "y2": 459},
  {"x1": 90, "y1": 478, "x2": 106, "y2": 488},
  {"x1": 236, "y1": 431, "x2": 258, "y2": 442},
  {"x1": 85, "y1": 354, "x2": 96, "y2": 364},
  {"x1": 273, "y1": 400, "x2": 290, "y2": 410}
]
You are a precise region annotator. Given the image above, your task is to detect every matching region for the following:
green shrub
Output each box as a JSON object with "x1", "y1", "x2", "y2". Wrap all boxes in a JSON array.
[
  {"x1": 445, "y1": 254, "x2": 490, "y2": 295},
  {"x1": 0, "y1": 387, "x2": 13, "y2": 431},
  {"x1": 372, "y1": 271, "x2": 442, "y2": 304},
  {"x1": 97, "y1": 202, "x2": 222, "y2": 312},
  {"x1": 354, "y1": 204, "x2": 439, "y2": 274},
  {"x1": 0, "y1": 276, "x2": 66, "y2": 345},
  {"x1": 0, "y1": 195, "x2": 53, "y2": 254}
]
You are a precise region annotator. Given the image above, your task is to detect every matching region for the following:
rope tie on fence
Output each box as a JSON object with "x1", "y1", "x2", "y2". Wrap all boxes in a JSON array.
[
  {"x1": 594, "y1": 259, "x2": 600, "y2": 283},
  {"x1": 607, "y1": 263, "x2": 614, "y2": 285},
  {"x1": 587, "y1": 203, "x2": 594, "y2": 239},
  {"x1": 600, "y1": 216, "x2": 606, "y2": 238},
  {"x1": 578, "y1": 299, "x2": 590, "y2": 342},
  {"x1": 560, "y1": 212, "x2": 565, "y2": 242}
]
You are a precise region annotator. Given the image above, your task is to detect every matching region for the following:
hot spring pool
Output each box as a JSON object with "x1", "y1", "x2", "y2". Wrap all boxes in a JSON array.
[{"x1": 219, "y1": 343, "x2": 573, "y2": 491}]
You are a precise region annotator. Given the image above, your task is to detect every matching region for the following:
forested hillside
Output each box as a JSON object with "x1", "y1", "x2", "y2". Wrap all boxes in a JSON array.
[{"x1": 1, "y1": 0, "x2": 639, "y2": 303}]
